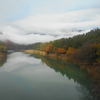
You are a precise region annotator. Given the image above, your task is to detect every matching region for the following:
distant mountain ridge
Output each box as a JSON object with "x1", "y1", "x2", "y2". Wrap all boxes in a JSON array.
[
  {"x1": 26, "y1": 32, "x2": 58, "y2": 37},
  {"x1": 61, "y1": 28, "x2": 83, "y2": 33},
  {"x1": 26, "y1": 28, "x2": 84, "y2": 37}
]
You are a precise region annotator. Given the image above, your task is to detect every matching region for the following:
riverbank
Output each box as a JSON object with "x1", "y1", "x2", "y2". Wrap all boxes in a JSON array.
[
  {"x1": 0, "y1": 52, "x2": 6, "y2": 59},
  {"x1": 23, "y1": 50, "x2": 47, "y2": 56},
  {"x1": 24, "y1": 49, "x2": 100, "y2": 98}
]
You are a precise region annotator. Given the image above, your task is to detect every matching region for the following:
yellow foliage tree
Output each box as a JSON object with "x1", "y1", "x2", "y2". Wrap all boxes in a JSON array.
[{"x1": 67, "y1": 47, "x2": 74, "y2": 54}]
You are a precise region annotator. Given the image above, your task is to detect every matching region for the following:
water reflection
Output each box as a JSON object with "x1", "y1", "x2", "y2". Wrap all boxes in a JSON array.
[
  {"x1": 0, "y1": 52, "x2": 98, "y2": 100},
  {"x1": 0, "y1": 52, "x2": 42, "y2": 72},
  {"x1": 31, "y1": 54, "x2": 97, "y2": 100}
]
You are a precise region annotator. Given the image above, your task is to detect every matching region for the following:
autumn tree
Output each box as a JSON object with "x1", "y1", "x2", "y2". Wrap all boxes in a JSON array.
[
  {"x1": 57, "y1": 48, "x2": 66, "y2": 54},
  {"x1": 0, "y1": 43, "x2": 7, "y2": 58},
  {"x1": 0, "y1": 44, "x2": 7, "y2": 53},
  {"x1": 45, "y1": 44, "x2": 53, "y2": 54},
  {"x1": 67, "y1": 47, "x2": 74, "y2": 54}
]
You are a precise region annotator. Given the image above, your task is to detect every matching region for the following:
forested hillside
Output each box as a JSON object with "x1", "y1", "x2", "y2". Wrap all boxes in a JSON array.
[
  {"x1": 34, "y1": 28, "x2": 100, "y2": 50},
  {"x1": 31, "y1": 28, "x2": 100, "y2": 65}
]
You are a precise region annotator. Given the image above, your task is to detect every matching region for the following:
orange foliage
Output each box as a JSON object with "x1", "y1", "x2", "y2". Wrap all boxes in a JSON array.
[
  {"x1": 0, "y1": 53, "x2": 5, "y2": 58},
  {"x1": 57, "y1": 48, "x2": 66, "y2": 54},
  {"x1": 45, "y1": 44, "x2": 53, "y2": 53}
]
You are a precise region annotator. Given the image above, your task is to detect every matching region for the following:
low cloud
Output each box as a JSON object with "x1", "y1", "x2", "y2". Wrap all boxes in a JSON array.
[
  {"x1": 0, "y1": 26, "x2": 56, "y2": 44},
  {"x1": 0, "y1": 8, "x2": 100, "y2": 44},
  {"x1": 0, "y1": 26, "x2": 90, "y2": 44}
]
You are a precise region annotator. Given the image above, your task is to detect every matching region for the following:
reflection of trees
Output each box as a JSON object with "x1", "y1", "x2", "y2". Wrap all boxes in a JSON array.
[
  {"x1": 42, "y1": 57, "x2": 97, "y2": 100},
  {"x1": 0, "y1": 56, "x2": 7, "y2": 67},
  {"x1": 31, "y1": 54, "x2": 97, "y2": 100},
  {"x1": 76, "y1": 85, "x2": 97, "y2": 100},
  {"x1": 29, "y1": 54, "x2": 41, "y2": 59},
  {"x1": 42, "y1": 57, "x2": 89, "y2": 84}
]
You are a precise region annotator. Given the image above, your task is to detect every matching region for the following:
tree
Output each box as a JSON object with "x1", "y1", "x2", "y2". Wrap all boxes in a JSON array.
[
  {"x1": 0, "y1": 45, "x2": 7, "y2": 53},
  {"x1": 45, "y1": 44, "x2": 53, "y2": 54},
  {"x1": 96, "y1": 43, "x2": 100, "y2": 62},
  {"x1": 79, "y1": 43, "x2": 98, "y2": 64},
  {"x1": 67, "y1": 47, "x2": 74, "y2": 54},
  {"x1": 57, "y1": 48, "x2": 66, "y2": 54},
  {"x1": 53, "y1": 47, "x2": 58, "y2": 53}
]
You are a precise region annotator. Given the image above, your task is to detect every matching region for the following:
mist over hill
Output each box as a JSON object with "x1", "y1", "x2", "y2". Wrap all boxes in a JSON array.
[{"x1": 0, "y1": 28, "x2": 90, "y2": 44}]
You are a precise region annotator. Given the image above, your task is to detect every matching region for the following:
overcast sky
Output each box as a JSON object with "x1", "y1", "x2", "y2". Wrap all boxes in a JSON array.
[{"x1": 0, "y1": 0, "x2": 100, "y2": 44}]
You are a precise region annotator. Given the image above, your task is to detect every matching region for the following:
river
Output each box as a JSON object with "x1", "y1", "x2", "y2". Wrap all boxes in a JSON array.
[{"x1": 0, "y1": 52, "x2": 98, "y2": 100}]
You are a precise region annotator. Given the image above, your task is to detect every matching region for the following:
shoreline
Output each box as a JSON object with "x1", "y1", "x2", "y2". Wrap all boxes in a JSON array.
[{"x1": 0, "y1": 53, "x2": 6, "y2": 59}]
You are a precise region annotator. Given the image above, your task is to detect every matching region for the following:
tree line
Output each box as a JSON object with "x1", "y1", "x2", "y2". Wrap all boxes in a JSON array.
[{"x1": 32, "y1": 28, "x2": 100, "y2": 63}]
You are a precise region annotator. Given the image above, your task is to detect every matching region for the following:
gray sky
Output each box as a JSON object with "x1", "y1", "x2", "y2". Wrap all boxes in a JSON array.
[{"x1": 0, "y1": 0, "x2": 100, "y2": 44}]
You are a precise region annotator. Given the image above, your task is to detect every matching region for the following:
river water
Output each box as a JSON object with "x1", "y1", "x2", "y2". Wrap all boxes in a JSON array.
[{"x1": 0, "y1": 52, "x2": 98, "y2": 100}]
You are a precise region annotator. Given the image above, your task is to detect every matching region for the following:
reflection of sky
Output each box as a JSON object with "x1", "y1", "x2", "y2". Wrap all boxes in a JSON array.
[
  {"x1": 2, "y1": 53, "x2": 74, "y2": 83},
  {"x1": 0, "y1": 52, "x2": 79, "y2": 87},
  {"x1": 0, "y1": 52, "x2": 42, "y2": 72}
]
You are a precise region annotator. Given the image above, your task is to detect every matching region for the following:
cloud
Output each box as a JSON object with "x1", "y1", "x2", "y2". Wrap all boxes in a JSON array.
[
  {"x1": 1, "y1": 0, "x2": 99, "y2": 19},
  {"x1": 0, "y1": 26, "x2": 56, "y2": 44},
  {"x1": 0, "y1": 6, "x2": 100, "y2": 44},
  {"x1": 14, "y1": 8, "x2": 100, "y2": 33}
]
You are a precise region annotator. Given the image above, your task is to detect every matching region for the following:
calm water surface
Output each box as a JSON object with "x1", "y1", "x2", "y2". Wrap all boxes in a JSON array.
[{"x1": 0, "y1": 52, "x2": 98, "y2": 100}]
